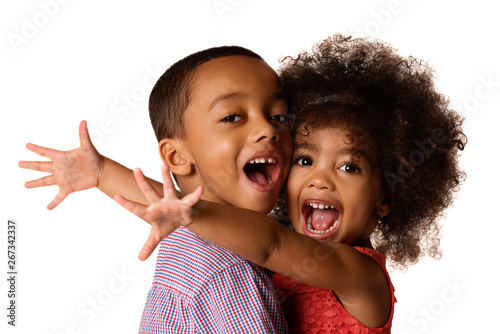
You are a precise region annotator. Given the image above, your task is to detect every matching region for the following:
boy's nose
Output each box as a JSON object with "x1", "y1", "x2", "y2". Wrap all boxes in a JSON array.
[{"x1": 249, "y1": 117, "x2": 278, "y2": 143}]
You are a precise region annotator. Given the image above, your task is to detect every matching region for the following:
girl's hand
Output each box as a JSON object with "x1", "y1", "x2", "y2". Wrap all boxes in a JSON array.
[
  {"x1": 19, "y1": 120, "x2": 104, "y2": 210},
  {"x1": 114, "y1": 164, "x2": 203, "y2": 261}
]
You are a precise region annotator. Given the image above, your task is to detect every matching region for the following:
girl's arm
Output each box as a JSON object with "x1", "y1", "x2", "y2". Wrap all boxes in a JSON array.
[
  {"x1": 19, "y1": 120, "x2": 163, "y2": 209},
  {"x1": 190, "y1": 202, "x2": 384, "y2": 296},
  {"x1": 116, "y1": 165, "x2": 388, "y2": 299},
  {"x1": 117, "y1": 165, "x2": 392, "y2": 327},
  {"x1": 191, "y1": 204, "x2": 392, "y2": 327}
]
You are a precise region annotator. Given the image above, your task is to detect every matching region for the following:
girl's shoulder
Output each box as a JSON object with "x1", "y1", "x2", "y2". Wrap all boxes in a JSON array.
[{"x1": 353, "y1": 246, "x2": 387, "y2": 271}]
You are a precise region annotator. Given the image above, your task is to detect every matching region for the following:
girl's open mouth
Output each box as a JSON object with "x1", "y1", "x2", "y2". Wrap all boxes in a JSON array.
[{"x1": 302, "y1": 200, "x2": 341, "y2": 240}]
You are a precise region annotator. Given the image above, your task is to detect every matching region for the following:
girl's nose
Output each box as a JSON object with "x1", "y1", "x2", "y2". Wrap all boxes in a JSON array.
[{"x1": 308, "y1": 167, "x2": 335, "y2": 190}]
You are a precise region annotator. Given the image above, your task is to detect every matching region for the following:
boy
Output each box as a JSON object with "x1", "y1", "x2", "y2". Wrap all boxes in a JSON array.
[{"x1": 20, "y1": 46, "x2": 292, "y2": 333}]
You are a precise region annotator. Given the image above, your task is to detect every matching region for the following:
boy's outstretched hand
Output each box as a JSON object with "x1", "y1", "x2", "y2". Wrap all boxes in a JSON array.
[
  {"x1": 114, "y1": 164, "x2": 203, "y2": 261},
  {"x1": 19, "y1": 120, "x2": 104, "y2": 210}
]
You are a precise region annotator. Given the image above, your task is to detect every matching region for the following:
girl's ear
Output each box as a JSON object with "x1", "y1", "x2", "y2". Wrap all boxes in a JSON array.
[
  {"x1": 376, "y1": 194, "x2": 393, "y2": 218},
  {"x1": 158, "y1": 138, "x2": 193, "y2": 176}
]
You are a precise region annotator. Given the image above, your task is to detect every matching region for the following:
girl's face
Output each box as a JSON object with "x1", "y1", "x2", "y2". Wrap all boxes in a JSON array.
[{"x1": 285, "y1": 125, "x2": 390, "y2": 246}]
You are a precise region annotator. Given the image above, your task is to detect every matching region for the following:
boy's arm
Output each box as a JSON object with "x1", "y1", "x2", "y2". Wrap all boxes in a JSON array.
[
  {"x1": 19, "y1": 120, "x2": 163, "y2": 209},
  {"x1": 97, "y1": 157, "x2": 164, "y2": 204}
]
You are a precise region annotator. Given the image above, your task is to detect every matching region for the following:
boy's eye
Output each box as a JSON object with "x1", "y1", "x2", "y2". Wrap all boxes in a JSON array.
[
  {"x1": 270, "y1": 114, "x2": 293, "y2": 124},
  {"x1": 339, "y1": 164, "x2": 360, "y2": 173},
  {"x1": 221, "y1": 114, "x2": 242, "y2": 123}
]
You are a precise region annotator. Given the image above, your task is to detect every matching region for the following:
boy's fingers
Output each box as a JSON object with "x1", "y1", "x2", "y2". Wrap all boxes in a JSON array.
[
  {"x1": 78, "y1": 120, "x2": 93, "y2": 148},
  {"x1": 26, "y1": 143, "x2": 59, "y2": 160},
  {"x1": 182, "y1": 186, "x2": 204, "y2": 207},
  {"x1": 47, "y1": 191, "x2": 67, "y2": 210},
  {"x1": 18, "y1": 160, "x2": 52, "y2": 173},
  {"x1": 133, "y1": 168, "x2": 162, "y2": 203},
  {"x1": 24, "y1": 175, "x2": 54, "y2": 189}
]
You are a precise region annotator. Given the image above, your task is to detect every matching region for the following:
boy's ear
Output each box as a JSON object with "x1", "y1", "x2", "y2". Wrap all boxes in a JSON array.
[{"x1": 158, "y1": 138, "x2": 193, "y2": 176}]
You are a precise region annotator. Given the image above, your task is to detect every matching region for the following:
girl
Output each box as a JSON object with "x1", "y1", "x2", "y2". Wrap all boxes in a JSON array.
[{"x1": 115, "y1": 35, "x2": 466, "y2": 332}]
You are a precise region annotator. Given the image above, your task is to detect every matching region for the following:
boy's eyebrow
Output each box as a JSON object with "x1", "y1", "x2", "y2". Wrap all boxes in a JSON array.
[
  {"x1": 209, "y1": 92, "x2": 245, "y2": 111},
  {"x1": 273, "y1": 92, "x2": 287, "y2": 101},
  {"x1": 209, "y1": 92, "x2": 287, "y2": 111}
]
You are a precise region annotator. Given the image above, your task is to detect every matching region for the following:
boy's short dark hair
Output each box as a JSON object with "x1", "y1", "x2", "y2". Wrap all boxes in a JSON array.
[{"x1": 149, "y1": 46, "x2": 264, "y2": 141}]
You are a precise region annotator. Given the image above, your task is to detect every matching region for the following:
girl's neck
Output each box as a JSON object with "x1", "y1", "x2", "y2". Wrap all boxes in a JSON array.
[{"x1": 352, "y1": 239, "x2": 374, "y2": 249}]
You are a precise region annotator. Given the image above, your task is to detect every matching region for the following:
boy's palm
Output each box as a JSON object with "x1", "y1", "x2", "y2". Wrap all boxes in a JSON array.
[
  {"x1": 19, "y1": 121, "x2": 103, "y2": 210},
  {"x1": 114, "y1": 165, "x2": 203, "y2": 261}
]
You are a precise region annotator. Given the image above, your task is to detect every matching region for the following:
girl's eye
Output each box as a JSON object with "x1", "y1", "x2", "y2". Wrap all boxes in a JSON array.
[
  {"x1": 221, "y1": 114, "x2": 242, "y2": 123},
  {"x1": 270, "y1": 114, "x2": 293, "y2": 124},
  {"x1": 296, "y1": 157, "x2": 313, "y2": 166},
  {"x1": 339, "y1": 164, "x2": 360, "y2": 173}
]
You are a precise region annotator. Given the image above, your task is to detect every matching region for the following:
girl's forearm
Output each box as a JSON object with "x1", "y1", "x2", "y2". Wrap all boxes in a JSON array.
[
  {"x1": 189, "y1": 201, "x2": 310, "y2": 273},
  {"x1": 187, "y1": 201, "x2": 368, "y2": 294}
]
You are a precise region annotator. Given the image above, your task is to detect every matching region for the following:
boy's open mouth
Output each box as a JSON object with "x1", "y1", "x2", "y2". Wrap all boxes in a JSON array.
[
  {"x1": 302, "y1": 201, "x2": 341, "y2": 239},
  {"x1": 243, "y1": 154, "x2": 280, "y2": 190}
]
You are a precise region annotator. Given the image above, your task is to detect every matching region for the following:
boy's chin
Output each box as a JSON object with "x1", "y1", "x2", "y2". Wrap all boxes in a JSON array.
[{"x1": 237, "y1": 197, "x2": 277, "y2": 214}]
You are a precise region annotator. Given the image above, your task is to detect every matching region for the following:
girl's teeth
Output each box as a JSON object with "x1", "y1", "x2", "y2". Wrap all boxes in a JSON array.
[
  {"x1": 307, "y1": 203, "x2": 334, "y2": 210},
  {"x1": 306, "y1": 218, "x2": 339, "y2": 234}
]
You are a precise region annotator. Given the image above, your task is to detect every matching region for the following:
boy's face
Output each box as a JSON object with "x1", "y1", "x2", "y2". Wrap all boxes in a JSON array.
[
  {"x1": 181, "y1": 56, "x2": 292, "y2": 213},
  {"x1": 285, "y1": 126, "x2": 385, "y2": 246}
]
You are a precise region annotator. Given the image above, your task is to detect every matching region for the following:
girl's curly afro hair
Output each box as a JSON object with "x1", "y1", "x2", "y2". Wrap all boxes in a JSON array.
[{"x1": 277, "y1": 34, "x2": 467, "y2": 269}]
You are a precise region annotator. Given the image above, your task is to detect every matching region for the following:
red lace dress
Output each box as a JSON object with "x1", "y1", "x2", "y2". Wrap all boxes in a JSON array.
[{"x1": 272, "y1": 247, "x2": 396, "y2": 333}]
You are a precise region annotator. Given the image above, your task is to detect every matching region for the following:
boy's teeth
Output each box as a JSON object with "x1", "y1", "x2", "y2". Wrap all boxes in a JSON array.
[
  {"x1": 267, "y1": 176, "x2": 272, "y2": 184},
  {"x1": 248, "y1": 157, "x2": 277, "y2": 164}
]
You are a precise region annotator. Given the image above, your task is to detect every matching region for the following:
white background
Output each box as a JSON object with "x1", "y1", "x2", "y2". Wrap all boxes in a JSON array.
[{"x1": 1, "y1": 1, "x2": 499, "y2": 333}]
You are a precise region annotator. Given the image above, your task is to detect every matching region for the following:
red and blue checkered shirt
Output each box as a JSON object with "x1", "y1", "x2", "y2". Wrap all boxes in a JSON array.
[{"x1": 139, "y1": 227, "x2": 288, "y2": 333}]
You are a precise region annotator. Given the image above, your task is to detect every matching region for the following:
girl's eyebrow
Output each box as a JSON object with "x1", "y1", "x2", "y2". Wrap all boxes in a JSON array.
[
  {"x1": 293, "y1": 141, "x2": 316, "y2": 151},
  {"x1": 337, "y1": 148, "x2": 357, "y2": 156},
  {"x1": 338, "y1": 147, "x2": 368, "y2": 157},
  {"x1": 337, "y1": 147, "x2": 374, "y2": 167}
]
